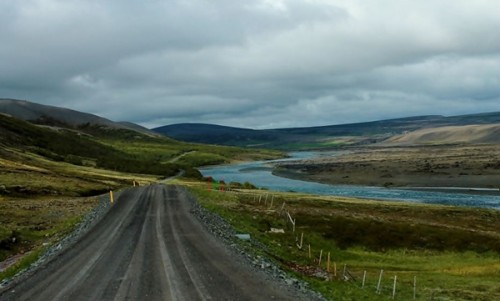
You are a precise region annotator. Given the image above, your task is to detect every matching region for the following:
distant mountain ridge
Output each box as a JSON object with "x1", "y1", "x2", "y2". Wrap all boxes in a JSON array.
[
  {"x1": 153, "y1": 123, "x2": 283, "y2": 146},
  {"x1": 2, "y1": 98, "x2": 499, "y2": 149},
  {"x1": 153, "y1": 112, "x2": 500, "y2": 149},
  {"x1": 0, "y1": 98, "x2": 155, "y2": 136}
]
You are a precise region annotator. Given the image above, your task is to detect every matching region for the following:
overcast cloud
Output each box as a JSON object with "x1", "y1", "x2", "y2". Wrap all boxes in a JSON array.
[{"x1": 1, "y1": 0, "x2": 500, "y2": 129}]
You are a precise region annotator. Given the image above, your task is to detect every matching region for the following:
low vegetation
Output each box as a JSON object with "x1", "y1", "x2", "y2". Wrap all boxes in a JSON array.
[
  {"x1": 185, "y1": 180, "x2": 500, "y2": 301},
  {"x1": 0, "y1": 113, "x2": 282, "y2": 279},
  {"x1": 276, "y1": 144, "x2": 500, "y2": 189},
  {"x1": 2, "y1": 110, "x2": 499, "y2": 300},
  {"x1": 0, "y1": 197, "x2": 99, "y2": 279},
  {"x1": 0, "y1": 113, "x2": 281, "y2": 197}
]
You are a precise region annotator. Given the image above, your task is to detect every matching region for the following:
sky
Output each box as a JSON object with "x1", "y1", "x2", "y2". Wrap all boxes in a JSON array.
[{"x1": 1, "y1": 0, "x2": 500, "y2": 129}]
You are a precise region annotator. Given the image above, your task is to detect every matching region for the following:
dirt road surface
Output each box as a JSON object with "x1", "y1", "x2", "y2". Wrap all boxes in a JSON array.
[{"x1": 0, "y1": 185, "x2": 304, "y2": 301}]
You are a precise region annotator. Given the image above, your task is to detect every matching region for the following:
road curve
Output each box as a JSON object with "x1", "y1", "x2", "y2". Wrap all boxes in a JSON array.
[{"x1": 0, "y1": 185, "x2": 302, "y2": 301}]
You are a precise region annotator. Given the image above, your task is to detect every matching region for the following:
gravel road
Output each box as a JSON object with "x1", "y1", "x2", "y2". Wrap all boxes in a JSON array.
[{"x1": 0, "y1": 184, "x2": 320, "y2": 301}]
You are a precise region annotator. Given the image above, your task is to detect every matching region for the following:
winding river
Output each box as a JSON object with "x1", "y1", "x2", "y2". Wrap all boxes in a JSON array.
[{"x1": 200, "y1": 151, "x2": 500, "y2": 210}]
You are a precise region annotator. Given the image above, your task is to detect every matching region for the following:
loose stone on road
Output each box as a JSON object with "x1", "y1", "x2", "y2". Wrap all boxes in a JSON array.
[{"x1": 0, "y1": 185, "x2": 309, "y2": 301}]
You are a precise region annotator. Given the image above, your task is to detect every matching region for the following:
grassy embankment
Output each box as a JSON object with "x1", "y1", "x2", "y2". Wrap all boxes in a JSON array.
[
  {"x1": 0, "y1": 113, "x2": 282, "y2": 279},
  {"x1": 183, "y1": 179, "x2": 500, "y2": 301}
]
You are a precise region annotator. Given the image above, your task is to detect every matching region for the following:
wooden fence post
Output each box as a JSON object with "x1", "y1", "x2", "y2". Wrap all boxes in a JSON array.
[
  {"x1": 392, "y1": 275, "x2": 397, "y2": 299},
  {"x1": 327, "y1": 252, "x2": 330, "y2": 272},
  {"x1": 376, "y1": 269, "x2": 384, "y2": 294},
  {"x1": 286, "y1": 212, "x2": 296, "y2": 233},
  {"x1": 297, "y1": 232, "x2": 304, "y2": 249},
  {"x1": 413, "y1": 276, "x2": 417, "y2": 300}
]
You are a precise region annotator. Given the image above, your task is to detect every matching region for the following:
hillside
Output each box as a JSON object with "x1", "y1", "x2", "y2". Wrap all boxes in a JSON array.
[
  {"x1": 0, "y1": 112, "x2": 281, "y2": 198},
  {"x1": 0, "y1": 98, "x2": 155, "y2": 136},
  {"x1": 385, "y1": 124, "x2": 500, "y2": 145},
  {"x1": 0, "y1": 104, "x2": 281, "y2": 278},
  {"x1": 0, "y1": 113, "x2": 180, "y2": 192},
  {"x1": 154, "y1": 112, "x2": 500, "y2": 149}
]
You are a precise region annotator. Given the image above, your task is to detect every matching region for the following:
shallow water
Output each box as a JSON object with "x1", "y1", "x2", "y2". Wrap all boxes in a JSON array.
[{"x1": 200, "y1": 151, "x2": 500, "y2": 210}]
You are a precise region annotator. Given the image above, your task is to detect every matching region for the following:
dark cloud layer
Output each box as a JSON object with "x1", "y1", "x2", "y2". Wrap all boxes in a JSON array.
[{"x1": 1, "y1": 0, "x2": 500, "y2": 129}]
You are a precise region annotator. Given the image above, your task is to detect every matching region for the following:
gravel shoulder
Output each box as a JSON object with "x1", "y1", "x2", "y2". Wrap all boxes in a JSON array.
[{"x1": 0, "y1": 184, "x2": 325, "y2": 301}]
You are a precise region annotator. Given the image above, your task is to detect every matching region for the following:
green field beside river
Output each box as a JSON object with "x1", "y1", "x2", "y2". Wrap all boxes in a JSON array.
[{"x1": 184, "y1": 180, "x2": 500, "y2": 301}]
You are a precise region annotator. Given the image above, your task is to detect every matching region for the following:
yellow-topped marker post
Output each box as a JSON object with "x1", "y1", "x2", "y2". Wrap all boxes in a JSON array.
[{"x1": 110, "y1": 190, "x2": 114, "y2": 204}]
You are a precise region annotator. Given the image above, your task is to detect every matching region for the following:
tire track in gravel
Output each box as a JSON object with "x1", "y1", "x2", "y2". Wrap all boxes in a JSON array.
[{"x1": 0, "y1": 184, "x2": 304, "y2": 301}]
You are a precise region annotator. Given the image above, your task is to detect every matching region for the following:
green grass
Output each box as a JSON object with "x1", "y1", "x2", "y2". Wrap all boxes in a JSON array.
[
  {"x1": 1, "y1": 114, "x2": 283, "y2": 181},
  {"x1": 99, "y1": 136, "x2": 283, "y2": 167},
  {"x1": 0, "y1": 196, "x2": 99, "y2": 280},
  {"x1": 0, "y1": 113, "x2": 283, "y2": 198},
  {"x1": 0, "y1": 246, "x2": 47, "y2": 280},
  {"x1": 0, "y1": 113, "x2": 284, "y2": 282},
  {"x1": 175, "y1": 152, "x2": 227, "y2": 166},
  {"x1": 186, "y1": 183, "x2": 500, "y2": 301}
]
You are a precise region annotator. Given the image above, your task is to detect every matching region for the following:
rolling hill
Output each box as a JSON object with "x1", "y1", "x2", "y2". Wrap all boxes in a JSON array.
[
  {"x1": 153, "y1": 112, "x2": 500, "y2": 149},
  {"x1": 0, "y1": 100, "x2": 282, "y2": 197},
  {"x1": 152, "y1": 123, "x2": 283, "y2": 146},
  {"x1": 0, "y1": 113, "x2": 180, "y2": 178},
  {"x1": 0, "y1": 98, "x2": 155, "y2": 136}
]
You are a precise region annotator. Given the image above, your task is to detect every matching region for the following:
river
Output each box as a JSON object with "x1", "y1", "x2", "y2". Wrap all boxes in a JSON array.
[{"x1": 200, "y1": 151, "x2": 500, "y2": 210}]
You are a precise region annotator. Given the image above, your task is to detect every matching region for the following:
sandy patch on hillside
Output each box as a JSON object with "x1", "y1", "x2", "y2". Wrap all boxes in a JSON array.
[{"x1": 385, "y1": 124, "x2": 500, "y2": 145}]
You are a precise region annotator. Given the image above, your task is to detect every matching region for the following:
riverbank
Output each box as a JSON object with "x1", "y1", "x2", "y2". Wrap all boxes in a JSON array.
[
  {"x1": 273, "y1": 168, "x2": 500, "y2": 196},
  {"x1": 274, "y1": 144, "x2": 500, "y2": 192}
]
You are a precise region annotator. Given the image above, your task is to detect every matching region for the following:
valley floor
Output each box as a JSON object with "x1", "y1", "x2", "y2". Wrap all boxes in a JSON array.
[{"x1": 274, "y1": 144, "x2": 500, "y2": 191}]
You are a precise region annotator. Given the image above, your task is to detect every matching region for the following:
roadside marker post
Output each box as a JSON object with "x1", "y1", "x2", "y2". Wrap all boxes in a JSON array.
[
  {"x1": 220, "y1": 179, "x2": 225, "y2": 192},
  {"x1": 308, "y1": 244, "x2": 311, "y2": 259},
  {"x1": 362, "y1": 270, "x2": 367, "y2": 288},
  {"x1": 207, "y1": 177, "x2": 213, "y2": 191},
  {"x1": 110, "y1": 190, "x2": 114, "y2": 204},
  {"x1": 318, "y1": 249, "x2": 323, "y2": 266}
]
